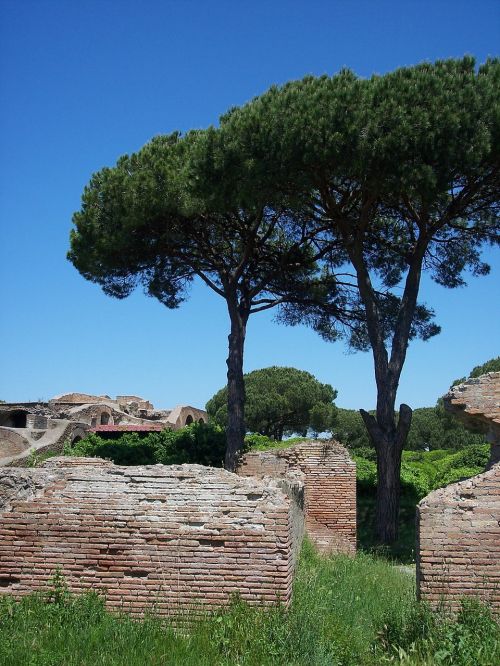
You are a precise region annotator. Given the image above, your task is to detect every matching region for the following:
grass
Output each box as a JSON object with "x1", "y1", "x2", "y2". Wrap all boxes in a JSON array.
[{"x1": 1, "y1": 540, "x2": 498, "y2": 666}]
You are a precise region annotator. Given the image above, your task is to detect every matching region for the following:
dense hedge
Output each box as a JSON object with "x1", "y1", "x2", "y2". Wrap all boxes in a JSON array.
[{"x1": 67, "y1": 423, "x2": 227, "y2": 468}]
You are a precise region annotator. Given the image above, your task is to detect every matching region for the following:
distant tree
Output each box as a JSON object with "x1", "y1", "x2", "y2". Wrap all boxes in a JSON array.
[
  {"x1": 68, "y1": 132, "x2": 322, "y2": 470},
  {"x1": 332, "y1": 408, "x2": 372, "y2": 451},
  {"x1": 221, "y1": 57, "x2": 500, "y2": 542},
  {"x1": 452, "y1": 356, "x2": 500, "y2": 386},
  {"x1": 406, "y1": 405, "x2": 486, "y2": 451},
  {"x1": 207, "y1": 366, "x2": 337, "y2": 440}
]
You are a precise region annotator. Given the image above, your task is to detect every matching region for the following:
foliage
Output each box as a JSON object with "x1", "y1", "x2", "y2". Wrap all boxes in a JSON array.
[
  {"x1": 221, "y1": 56, "x2": 500, "y2": 352},
  {"x1": 452, "y1": 356, "x2": 500, "y2": 386},
  {"x1": 244, "y1": 433, "x2": 315, "y2": 452},
  {"x1": 26, "y1": 449, "x2": 60, "y2": 468},
  {"x1": 67, "y1": 423, "x2": 227, "y2": 468},
  {"x1": 207, "y1": 366, "x2": 337, "y2": 439},
  {"x1": 68, "y1": 127, "x2": 322, "y2": 469},
  {"x1": 220, "y1": 56, "x2": 500, "y2": 542},
  {"x1": 469, "y1": 357, "x2": 500, "y2": 378},
  {"x1": 356, "y1": 444, "x2": 489, "y2": 561},
  {"x1": 1, "y1": 541, "x2": 498, "y2": 665}
]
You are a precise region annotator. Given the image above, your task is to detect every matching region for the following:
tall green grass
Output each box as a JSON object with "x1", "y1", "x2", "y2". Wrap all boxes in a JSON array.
[{"x1": 0, "y1": 541, "x2": 498, "y2": 665}]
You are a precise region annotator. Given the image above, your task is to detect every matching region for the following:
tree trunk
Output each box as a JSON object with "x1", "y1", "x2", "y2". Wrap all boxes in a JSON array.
[
  {"x1": 361, "y1": 401, "x2": 412, "y2": 544},
  {"x1": 224, "y1": 306, "x2": 248, "y2": 471}
]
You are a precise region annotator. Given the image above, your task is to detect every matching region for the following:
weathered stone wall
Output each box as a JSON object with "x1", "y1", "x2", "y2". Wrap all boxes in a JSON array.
[
  {"x1": 444, "y1": 371, "x2": 500, "y2": 467},
  {"x1": 238, "y1": 440, "x2": 356, "y2": 555},
  {"x1": 0, "y1": 428, "x2": 30, "y2": 458},
  {"x1": 417, "y1": 463, "x2": 500, "y2": 614},
  {"x1": 0, "y1": 458, "x2": 303, "y2": 615}
]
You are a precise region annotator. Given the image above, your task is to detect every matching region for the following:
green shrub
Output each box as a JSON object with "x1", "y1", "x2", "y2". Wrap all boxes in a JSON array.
[{"x1": 67, "y1": 423, "x2": 227, "y2": 468}]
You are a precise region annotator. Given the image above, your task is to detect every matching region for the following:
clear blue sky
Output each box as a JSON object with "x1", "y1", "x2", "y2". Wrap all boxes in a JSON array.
[{"x1": 0, "y1": 0, "x2": 499, "y2": 411}]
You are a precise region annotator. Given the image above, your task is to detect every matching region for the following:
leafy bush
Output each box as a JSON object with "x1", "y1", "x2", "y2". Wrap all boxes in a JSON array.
[
  {"x1": 353, "y1": 455, "x2": 377, "y2": 489},
  {"x1": 355, "y1": 444, "x2": 490, "y2": 561},
  {"x1": 68, "y1": 423, "x2": 227, "y2": 468},
  {"x1": 243, "y1": 433, "x2": 275, "y2": 450}
]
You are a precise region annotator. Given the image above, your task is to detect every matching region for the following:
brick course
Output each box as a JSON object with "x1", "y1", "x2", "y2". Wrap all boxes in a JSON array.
[
  {"x1": 0, "y1": 457, "x2": 304, "y2": 616},
  {"x1": 237, "y1": 440, "x2": 356, "y2": 555},
  {"x1": 417, "y1": 463, "x2": 500, "y2": 614}
]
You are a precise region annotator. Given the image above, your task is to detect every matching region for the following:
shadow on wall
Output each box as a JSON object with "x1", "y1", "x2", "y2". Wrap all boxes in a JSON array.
[{"x1": 0, "y1": 410, "x2": 28, "y2": 428}]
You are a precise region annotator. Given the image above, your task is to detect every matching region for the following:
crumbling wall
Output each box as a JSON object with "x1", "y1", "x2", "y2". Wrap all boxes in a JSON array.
[
  {"x1": 444, "y1": 371, "x2": 500, "y2": 467},
  {"x1": 0, "y1": 458, "x2": 303, "y2": 615},
  {"x1": 0, "y1": 428, "x2": 30, "y2": 458},
  {"x1": 238, "y1": 440, "x2": 356, "y2": 555},
  {"x1": 417, "y1": 463, "x2": 500, "y2": 614}
]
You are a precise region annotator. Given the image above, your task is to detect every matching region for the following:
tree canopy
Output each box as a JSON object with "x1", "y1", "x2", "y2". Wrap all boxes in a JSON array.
[
  {"x1": 68, "y1": 131, "x2": 322, "y2": 469},
  {"x1": 69, "y1": 56, "x2": 499, "y2": 543},
  {"x1": 332, "y1": 405, "x2": 486, "y2": 453},
  {"x1": 207, "y1": 366, "x2": 337, "y2": 440},
  {"x1": 218, "y1": 56, "x2": 500, "y2": 542}
]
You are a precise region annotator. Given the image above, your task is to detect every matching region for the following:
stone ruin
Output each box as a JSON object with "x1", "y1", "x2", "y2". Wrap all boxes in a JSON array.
[
  {"x1": 443, "y1": 371, "x2": 500, "y2": 468},
  {"x1": 0, "y1": 392, "x2": 208, "y2": 467},
  {"x1": 417, "y1": 372, "x2": 500, "y2": 614},
  {"x1": 0, "y1": 439, "x2": 356, "y2": 615},
  {"x1": 238, "y1": 440, "x2": 356, "y2": 555},
  {"x1": 0, "y1": 457, "x2": 303, "y2": 615}
]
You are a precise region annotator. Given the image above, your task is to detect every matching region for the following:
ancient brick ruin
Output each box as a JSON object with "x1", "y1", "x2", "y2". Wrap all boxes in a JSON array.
[
  {"x1": 444, "y1": 371, "x2": 500, "y2": 467},
  {"x1": 417, "y1": 371, "x2": 500, "y2": 613},
  {"x1": 0, "y1": 393, "x2": 208, "y2": 467},
  {"x1": 0, "y1": 457, "x2": 304, "y2": 616},
  {"x1": 238, "y1": 440, "x2": 356, "y2": 555}
]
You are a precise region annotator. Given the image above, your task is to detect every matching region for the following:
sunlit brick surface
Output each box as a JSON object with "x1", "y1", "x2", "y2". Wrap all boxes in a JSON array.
[
  {"x1": 238, "y1": 440, "x2": 356, "y2": 555},
  {"x1": 0, "y1": 457, "x2": 302, "y2": 616}
]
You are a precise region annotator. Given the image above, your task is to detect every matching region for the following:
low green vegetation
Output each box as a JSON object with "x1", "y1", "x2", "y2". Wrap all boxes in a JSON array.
[
  {"x1": 66, "y1": 422, "x2": 226, "y2": 468},
  {"x1": 1, "y1": 541, "x2": 498, "y2": 666},
  {"x1": 452, "y1": 356, "x2": 500, "y2": 387}
]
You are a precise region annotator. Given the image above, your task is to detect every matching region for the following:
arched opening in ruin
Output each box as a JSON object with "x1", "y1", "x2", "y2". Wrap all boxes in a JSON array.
[
  {"x1": 198, "y1": 418, "x2": 205, "y2": 424},
  {"x1": 0, "y1": 410, "x2": 28, "y2": 428},
  {"x1": 100, "y1": 412, "x2": 111, "y2": 425},
  {"x1": 72, "y1": 436, "x2": 82, "y2": 445},
  {"x1": 185, "y1": 415, "x2": 194, "y2": 426}
]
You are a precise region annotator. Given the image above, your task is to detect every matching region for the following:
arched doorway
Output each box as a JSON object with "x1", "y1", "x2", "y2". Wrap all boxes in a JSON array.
[
  {"x1": 185, "y1": 415, "x2": 193, "y2": 426},
  {"x1": 100, "y1": 412, "x2": 111, "y2": 425}
]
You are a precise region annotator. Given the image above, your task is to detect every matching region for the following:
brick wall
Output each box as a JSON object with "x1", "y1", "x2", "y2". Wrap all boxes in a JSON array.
[
  {"x1": 0, "y1": 457, "x2": 304, "y2": 616},
  {"x1": 417, "y1": 463, "x2": 500, "y2": 614},
  {"x1": 238, "y1": 440, "x2": 356, "y2": 555},
  {"x1": 444, "y1": 371, "x2": 500, "y2": 467}
]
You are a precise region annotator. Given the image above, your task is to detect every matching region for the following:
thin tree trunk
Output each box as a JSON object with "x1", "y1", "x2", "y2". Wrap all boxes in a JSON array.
[{"x1": 225, "y1": 305, "x2": 248, "y2": 471}]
